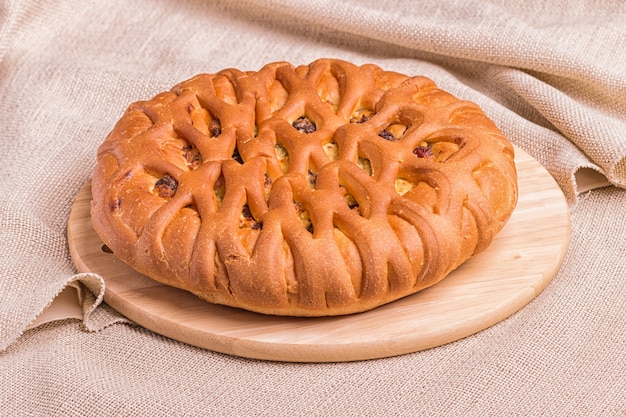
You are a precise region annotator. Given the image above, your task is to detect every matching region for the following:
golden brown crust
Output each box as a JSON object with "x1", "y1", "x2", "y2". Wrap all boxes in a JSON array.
[{"x1": 91, "y1": 59, "x2": 518, "y2": 316}]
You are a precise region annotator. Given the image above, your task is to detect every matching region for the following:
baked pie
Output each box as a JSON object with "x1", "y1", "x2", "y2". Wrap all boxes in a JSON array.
[{"x1": 91, "y1": 58, "x2": 518, "y2": 316}]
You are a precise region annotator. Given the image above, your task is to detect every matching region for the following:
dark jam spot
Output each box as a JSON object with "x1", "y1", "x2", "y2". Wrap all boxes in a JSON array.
[
  {"x1": 241, "y1": 204, "x2": 262, "y2": 230},
  {"x1": 307, "y1": 170, "x2": 317, "y2": 187},
  {"x1": 264, "y1": 174, "x2": 272, "y2": 188},
  {"x1": 413, "y1": 145, "x2": 434, "y2": 159},
  {"x1": 232, "y1": 147, "x2": 243, "y2": 164},
  {"x1": 242, "y1": 204, "x2": 253, "y2": 219},
  {"x1": 344, "y1": 193, "x2": 359, "y2": 210},
  {"x1": 378, "y1": 129, "x2": 396, "y2": 141},
  {"x1": 350, "y1": 113, "x2": 371, "y2": 124},
  {"x1": 209, "y1": 119, "x2": 221, "y2": 137},
  {"x1": 155, "y1": 175, "x2": 178, "y2": 198},
  {"x1": 183, "y1": 145, "x2": 202, "y2": 169},
  {"x1": 306, "y1": 223, "x2": 314, "y2": 234},
  {"x1": 292, "y1": 116, "x2": 316, "y2": 134}
]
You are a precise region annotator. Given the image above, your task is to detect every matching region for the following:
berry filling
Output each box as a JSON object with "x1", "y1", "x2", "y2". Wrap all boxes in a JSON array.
[
  {"x1": 154, "y1": 175, "x2": 178, "y2": 198},
  {"x1": 292, "y1": 116, "x2": 316, "y2": 134}
]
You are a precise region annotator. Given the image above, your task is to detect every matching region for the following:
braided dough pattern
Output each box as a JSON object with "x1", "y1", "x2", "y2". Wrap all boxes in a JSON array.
[{"x1": 91, "y1": 59, "x2": 518, "y2": 316}]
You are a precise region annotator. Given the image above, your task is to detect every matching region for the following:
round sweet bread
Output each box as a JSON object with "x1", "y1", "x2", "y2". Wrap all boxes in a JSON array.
[{"x1": 91, "y1": 58, "x2": 518, "y2": 316}]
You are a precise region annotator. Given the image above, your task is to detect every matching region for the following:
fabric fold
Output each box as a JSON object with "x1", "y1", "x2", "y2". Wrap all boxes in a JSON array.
[{"x1": 0, "y1": 273, "x2": 128, "y2": 352}]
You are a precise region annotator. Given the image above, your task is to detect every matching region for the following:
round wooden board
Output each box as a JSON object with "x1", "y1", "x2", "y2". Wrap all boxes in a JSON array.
[{"x1": 68, "y1": 147, "x2": 570, "y2": 362}]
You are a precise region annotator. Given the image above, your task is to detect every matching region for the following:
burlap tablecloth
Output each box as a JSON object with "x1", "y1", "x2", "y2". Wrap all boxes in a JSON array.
[{"x1": 1, "y1": 1, "x2": 624, "y2": 415}]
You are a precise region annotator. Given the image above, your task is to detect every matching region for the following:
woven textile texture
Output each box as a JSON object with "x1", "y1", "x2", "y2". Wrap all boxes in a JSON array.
[{"x1": 1, "y1": 1, "x2": 624, "y2": 416}]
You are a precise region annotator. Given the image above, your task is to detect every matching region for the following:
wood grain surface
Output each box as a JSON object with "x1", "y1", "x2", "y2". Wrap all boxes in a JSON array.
[{"x1": 68, "y1": 146, "x2": 570, "y2": 362}]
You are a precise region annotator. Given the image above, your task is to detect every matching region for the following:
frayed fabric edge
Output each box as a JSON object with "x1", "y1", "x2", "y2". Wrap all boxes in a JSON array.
[{"x1": 1, "y1": 273, "x2": 131, "y2": 352}]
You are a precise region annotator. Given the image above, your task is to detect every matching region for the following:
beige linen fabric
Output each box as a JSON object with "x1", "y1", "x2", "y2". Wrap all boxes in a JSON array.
[{"x1": 1, "y1": 0, "x2": 624, "y2": 415}]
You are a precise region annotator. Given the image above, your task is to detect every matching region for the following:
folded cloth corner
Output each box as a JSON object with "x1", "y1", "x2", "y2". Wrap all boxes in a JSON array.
[{"x1": 1, "y1": 273, "x2": 128, "y2": 352}]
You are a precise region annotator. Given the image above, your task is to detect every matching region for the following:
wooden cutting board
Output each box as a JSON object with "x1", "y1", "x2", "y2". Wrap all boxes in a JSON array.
[{"x1": 68, "y1": 147, "x2": 570, "y2": 362}]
